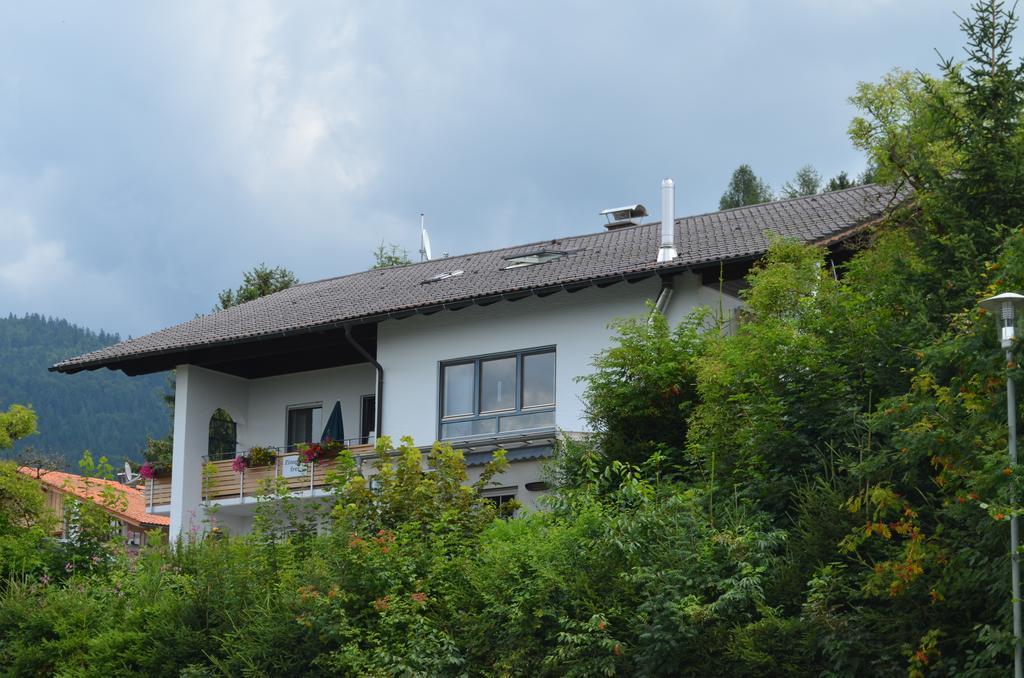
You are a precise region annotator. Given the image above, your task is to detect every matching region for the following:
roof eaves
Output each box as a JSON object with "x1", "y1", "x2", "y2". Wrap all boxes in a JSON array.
[{"x1": 50, "y1": 261, "x2": 693, "y2": 374}]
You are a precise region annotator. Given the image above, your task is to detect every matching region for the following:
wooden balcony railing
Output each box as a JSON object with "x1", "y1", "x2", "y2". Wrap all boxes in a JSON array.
[
  {"x1": 202, "y1": 445, "x2": 375, "y2": 503},
  {"x1": 142, "y1": 476, "x2": 172, "y2": 510}
]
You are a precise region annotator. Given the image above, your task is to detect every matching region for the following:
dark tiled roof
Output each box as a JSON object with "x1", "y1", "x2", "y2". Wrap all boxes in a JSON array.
[{"x1": 53, "y1": 184, "x2": 903, "y2": 373}]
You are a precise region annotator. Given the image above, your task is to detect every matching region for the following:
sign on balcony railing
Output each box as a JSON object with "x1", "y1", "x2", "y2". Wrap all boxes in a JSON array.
[{"x1": 280, "y1": 454, "x2": 304, "y2": 478}]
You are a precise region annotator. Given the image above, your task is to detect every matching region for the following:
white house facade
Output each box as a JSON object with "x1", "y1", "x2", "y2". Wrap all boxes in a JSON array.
[{"x1": 53, "y1": 182, "x2": 899, "y2": 541}]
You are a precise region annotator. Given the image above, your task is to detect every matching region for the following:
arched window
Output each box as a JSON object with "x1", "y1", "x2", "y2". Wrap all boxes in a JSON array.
[{"x1": 208, "y1": 408, "x2": 237, "y2": 461}]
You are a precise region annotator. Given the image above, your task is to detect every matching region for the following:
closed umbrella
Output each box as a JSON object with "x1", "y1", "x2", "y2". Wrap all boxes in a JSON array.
[{"x1": 321, "y1": 400, "x2": 344, "y2": 443}]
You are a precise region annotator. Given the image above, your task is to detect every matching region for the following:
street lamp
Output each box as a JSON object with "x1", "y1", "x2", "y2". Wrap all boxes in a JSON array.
[{"x1": 981, "y1": 291, "x2": 1024, "y2": 678}]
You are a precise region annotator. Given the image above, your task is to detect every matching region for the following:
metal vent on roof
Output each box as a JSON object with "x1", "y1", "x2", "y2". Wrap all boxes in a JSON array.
[
  {"x1": 422, "y1": 269, "x2": 464, "y2": 284},
  {"x1": 502, "y1": 250, "x2": 567, "y2": 269},
  {"x1": 600, "y1": 204, "x2": 647, "y2": 230}
]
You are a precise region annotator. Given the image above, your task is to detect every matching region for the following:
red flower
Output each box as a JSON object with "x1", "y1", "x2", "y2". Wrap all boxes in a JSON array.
[
  {"x1": 139, "y1": 463, "x2": 155, "y2": 480},
  {"x1": 231, "y1": 456, "x2": 248, "y2": 473},
  {"x1": 300, "y1": 443, "x2": 323, "y2": 463}
]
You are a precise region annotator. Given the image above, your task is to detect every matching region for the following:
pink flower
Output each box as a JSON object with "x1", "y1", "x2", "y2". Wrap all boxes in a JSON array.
[
  {"x1": 139, "y1": 463, "x2": 155, "y2": 479},
  {"x1": 231, "y1": 456, "x2": 248, "y2": 473}
]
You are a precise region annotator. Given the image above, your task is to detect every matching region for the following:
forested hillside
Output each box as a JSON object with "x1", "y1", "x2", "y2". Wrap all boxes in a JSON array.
[{"x1": 0, "y1": 314, "x2": 169, "y2": 466}]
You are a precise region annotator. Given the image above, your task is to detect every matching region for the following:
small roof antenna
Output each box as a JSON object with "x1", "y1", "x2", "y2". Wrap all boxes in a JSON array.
[{"x1": 420, "y1": 214, "x2": 433, "y2": 261}]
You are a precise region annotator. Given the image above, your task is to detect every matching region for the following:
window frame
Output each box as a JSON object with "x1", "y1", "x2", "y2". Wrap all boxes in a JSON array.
[
  {"x1": 285, "y1": 402, "x2": 323, "y2": 451},
  {"x1": 437, "y1": 346, "x2": 556, "y2": 441},
  {"x1": 359, "y1": 394, "x2": 376, "y2": 445},
  {"x1": 207, "y1": 408, "x2": 238, "y2": 461},
  {"x1": 481, "y1": 485, "x2": 519, "y2": 517}
]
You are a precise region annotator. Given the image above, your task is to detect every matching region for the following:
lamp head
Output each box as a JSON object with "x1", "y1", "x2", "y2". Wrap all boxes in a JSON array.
[{"x1": 980, "y1": 292, "x2": 1024, "y2": 348}]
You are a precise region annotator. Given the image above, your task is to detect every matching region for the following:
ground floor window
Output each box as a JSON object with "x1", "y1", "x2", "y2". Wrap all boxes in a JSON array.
[{"x1": 481, "y1": 487, "x2": 518, "y2": 517}]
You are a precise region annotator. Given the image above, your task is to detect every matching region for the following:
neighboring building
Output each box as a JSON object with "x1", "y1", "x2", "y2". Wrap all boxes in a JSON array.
[
  {"x1": 18, "y1": 467, "x2": 171, "y2": 551},
  {"x1": 51, "y1": 182, "x2": 900, "y2": 541}
]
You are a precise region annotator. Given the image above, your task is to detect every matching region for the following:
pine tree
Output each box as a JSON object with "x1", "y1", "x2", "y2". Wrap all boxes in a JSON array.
[
  {"x1": 718, "y1": 164, "x2": 773, "y2": 209},
  {"x1": 780, "y1": 164, "x2": 822, "y2": 198}
]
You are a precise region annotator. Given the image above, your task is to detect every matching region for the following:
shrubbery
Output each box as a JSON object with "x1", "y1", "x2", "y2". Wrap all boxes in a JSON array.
[{"x1": 0, "y1": 441, "x2": 797, "y2": 676}]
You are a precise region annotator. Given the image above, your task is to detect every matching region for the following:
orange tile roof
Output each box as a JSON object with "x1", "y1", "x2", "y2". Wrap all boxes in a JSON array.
[{"x1": 17, "y1": 467, "x2": 170, "y2": 528}]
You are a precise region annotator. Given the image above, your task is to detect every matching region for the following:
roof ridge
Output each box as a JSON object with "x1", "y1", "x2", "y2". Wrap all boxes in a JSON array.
[{"x1": 675, "y1": 183, "x2": 879, "y2": 221}]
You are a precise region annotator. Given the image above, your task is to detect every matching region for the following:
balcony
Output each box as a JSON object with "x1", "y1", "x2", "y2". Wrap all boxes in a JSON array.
[{"x1": 202, "y1": 444, "x2": 375, "y2": 504}]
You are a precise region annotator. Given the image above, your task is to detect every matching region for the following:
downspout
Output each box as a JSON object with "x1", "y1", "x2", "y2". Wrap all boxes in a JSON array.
[
  {"x1": 649, "y1": 276, "x2": 675, "y2": 325},
  {"x1": 344, "y1": 325, "x2": 383, "y2": 440}
]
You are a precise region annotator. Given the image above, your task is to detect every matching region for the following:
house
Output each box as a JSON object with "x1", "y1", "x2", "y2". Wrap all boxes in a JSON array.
[
  {"x1": 51, "y1": 181, "x2": 900, "y2": 541},
  {"x1": 17, "y1": 467, "x2": 171, "y2": 551}
]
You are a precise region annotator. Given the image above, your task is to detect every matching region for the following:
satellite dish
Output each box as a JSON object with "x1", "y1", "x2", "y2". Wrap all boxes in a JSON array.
[
  {"x1": 420, "y1": 213, "x2": 432, "y2": 261},
  {"x1": 123, "y1": 461, "x2": 137, "y2": 483}
]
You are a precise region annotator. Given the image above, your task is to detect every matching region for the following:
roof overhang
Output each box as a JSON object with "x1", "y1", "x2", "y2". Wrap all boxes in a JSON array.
[{"x1": 51, "y1": 263, "x2": 695, "y2": 378}]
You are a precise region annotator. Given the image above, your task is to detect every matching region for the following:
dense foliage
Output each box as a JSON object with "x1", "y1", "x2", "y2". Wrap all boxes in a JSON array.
[
  {"x1": 4, "y1": 2, "x2": 1024, "y2": 674},
  {"x1": 0, "y1": 314, "x2": 168, "y2": 466}
]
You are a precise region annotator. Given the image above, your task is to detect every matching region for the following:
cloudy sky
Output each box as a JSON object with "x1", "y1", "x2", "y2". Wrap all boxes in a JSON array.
[{"x1": 0, "y1": 1, "x2": 975, "y2": 337}]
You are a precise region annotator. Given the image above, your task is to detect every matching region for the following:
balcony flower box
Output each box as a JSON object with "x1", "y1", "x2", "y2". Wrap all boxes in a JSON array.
[
  {"x1": 244, "y1": 446, "x2": 276, "y2": 468},
  {"x1": 320, "y1": 439, "x2": 345, "y2": 460},
  {"x1": 298, "y1": 439, "x2": 345, "y2": 464}
]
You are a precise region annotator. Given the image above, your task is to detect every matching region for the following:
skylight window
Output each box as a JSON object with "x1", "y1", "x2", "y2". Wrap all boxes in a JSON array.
[
  {"x1": 502, "y1": 250, "x2": 567, "y2": 270},
  {"x1": 422, "y1": 269, "x2": 464, "y2": 284}
]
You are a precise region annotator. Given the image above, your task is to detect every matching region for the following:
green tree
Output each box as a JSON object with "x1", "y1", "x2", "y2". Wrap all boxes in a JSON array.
[
  {"x1": 215, "y1": 263, "x2": 299, "y2": 310},
  {"x1": 579, "y1": 308, "x2": 709, "y2": 472},
  {"x1": 718, "y1": 164, "x2": 773, "y2": 209},
  {"x1": 0, "y1": 461, "x2": 54, "y2": 582},
  {"x1": 371, "y1": 241, "x2": 413, "y2": 269},
  {"x1": 780, "y1": 164, "x2": 822, "y2": 198},
  {"x1": 825, "y1": 170, "x2": 854, "y2": 191},
  {"x1": 0, "y1": 404, "x2": 36, "y2": 450},
  {"x1": 849, "y1": 0, "x2": 1024, "y2": 320}
]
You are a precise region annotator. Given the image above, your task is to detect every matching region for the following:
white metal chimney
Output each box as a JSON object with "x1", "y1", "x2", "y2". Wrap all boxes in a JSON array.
[{"x1": 657, "y1": 178, "x2": 677, "y2": 263}]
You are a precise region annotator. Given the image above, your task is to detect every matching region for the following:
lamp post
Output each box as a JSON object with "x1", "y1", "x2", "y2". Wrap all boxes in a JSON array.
[{"x1": 981, "y1": 291, "x2": 1024, "y2": 678}]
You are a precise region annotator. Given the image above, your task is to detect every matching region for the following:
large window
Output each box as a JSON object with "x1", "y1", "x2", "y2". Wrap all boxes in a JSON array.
[
  {"x1": 440, "y1": 348, "x2": 555, "y2": 440},
  {"x1": 286, "y1": 404, "x2": 322, "y2": 450}
]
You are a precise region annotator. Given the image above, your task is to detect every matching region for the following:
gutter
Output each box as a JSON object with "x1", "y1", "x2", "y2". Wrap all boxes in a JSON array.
[{"x1": 344, "y1": 325, "x2": 384, "y2": 437}]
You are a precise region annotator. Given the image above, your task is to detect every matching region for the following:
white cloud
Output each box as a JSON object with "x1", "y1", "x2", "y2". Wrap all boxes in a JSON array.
[{"x1": 0, "y1": 211, "x2": 68, "y2": 291}]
